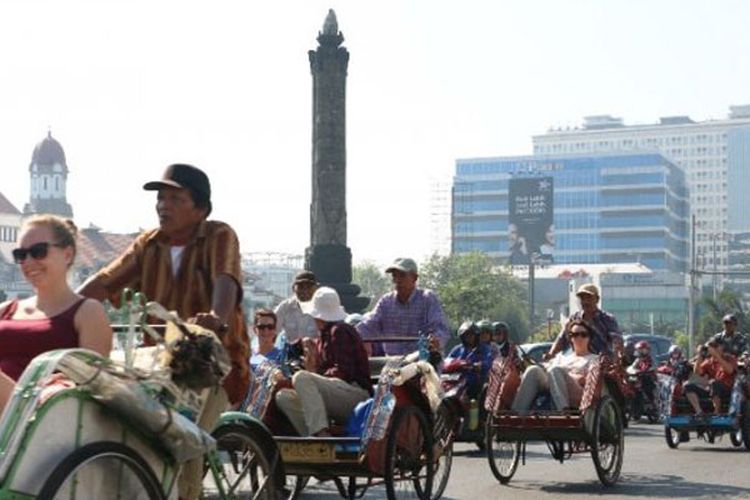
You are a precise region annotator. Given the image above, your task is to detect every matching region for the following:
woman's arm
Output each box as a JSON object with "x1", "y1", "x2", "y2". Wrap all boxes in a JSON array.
[
  {"x1": 75, "y1": 299, "x2": 113, "y2": 357},
  {"x1": 0, "y1": 370, "x2": 15, "y2": 414}
]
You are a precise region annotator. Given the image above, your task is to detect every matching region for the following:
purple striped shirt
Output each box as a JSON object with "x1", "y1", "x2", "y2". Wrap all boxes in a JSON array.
[{"x1": 357, "y1": 288, "x2": 450, "y2": 355}]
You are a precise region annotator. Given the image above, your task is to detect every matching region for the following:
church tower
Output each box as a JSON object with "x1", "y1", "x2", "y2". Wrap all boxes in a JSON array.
[{"x1": 23, "y1": 131, "x2": 73, "y2": 218}]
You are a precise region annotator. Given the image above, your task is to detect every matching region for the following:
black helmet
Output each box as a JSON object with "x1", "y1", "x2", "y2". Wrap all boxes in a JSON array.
[
  {"x1": 492, "y1": 321, "x2": 509, "y2": 334},
  {"x1": 457, "y1": 321, "x2": 479, "y2": 340}
]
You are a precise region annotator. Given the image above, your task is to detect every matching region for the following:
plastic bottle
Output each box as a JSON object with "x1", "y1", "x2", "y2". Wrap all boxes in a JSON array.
[
  {"x1": 369, "y1": 391, "x2": 396, "y2": 442},
  {"x1": 468, "y1": 398, "x2": 479, "y2": 431}
]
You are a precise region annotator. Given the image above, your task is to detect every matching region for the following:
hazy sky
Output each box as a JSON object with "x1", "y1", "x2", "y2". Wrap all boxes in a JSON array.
[{"x1": 1, "y1": 1, "x2": 749, "y2": 266}]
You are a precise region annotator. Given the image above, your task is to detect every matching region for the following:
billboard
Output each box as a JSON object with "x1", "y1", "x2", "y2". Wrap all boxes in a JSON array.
[{"x1": 508, "y1": 177, "x2": 554, "y2": 265}]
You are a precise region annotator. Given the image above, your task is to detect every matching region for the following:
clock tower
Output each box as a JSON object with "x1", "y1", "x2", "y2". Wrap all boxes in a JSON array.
[{"x1": 23, "y1": 131, "x2": 73, "y2": 218}]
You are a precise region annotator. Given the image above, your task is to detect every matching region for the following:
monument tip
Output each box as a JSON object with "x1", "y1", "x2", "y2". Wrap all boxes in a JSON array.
[{"x1": 322, "y1": 9, "x2": 339, "y2": 35}]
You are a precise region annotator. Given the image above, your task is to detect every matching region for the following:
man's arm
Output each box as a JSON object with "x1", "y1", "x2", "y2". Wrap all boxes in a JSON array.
[
  {"x1": 77, "y1": 236, "x2": 143, "y2": 303},
  {"x1": 544, "y1": 322, "x2": 570, "y2": 360}
]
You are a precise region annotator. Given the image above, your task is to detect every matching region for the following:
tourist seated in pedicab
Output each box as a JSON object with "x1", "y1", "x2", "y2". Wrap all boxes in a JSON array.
[
  {"x1": 511, "y1": 319, "x2": 598, "y2": 414},
  {"x1": 492, "y1": 321, "x2": 513, "y2": 358},
  {"x1": 249, "y1": 308, "x2": 283, "y2": 371},
  {"x1": 275, "y1": 287, "x2": 372, "y2": 437},
  {"x1": 0, "y1": 215, "x2": 112, "y2": 413},
  {"x1": 683, "y1": 338, "x2": 737, "y2": 416},
  {"x1": 445, "y1": 321, "x2": 493, "y2": 399}
]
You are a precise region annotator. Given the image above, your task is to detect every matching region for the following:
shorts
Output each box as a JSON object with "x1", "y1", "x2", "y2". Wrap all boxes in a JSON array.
[{"x1": 684, "y1": 381, "x2": 731, "y2": 400}]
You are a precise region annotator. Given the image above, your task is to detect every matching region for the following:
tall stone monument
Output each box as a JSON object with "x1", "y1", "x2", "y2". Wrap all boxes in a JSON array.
[{"x1": 305, "y1": 10, "x2": 369, "y2": 313}]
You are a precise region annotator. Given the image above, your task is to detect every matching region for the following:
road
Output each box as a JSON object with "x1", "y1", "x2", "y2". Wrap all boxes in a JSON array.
[{"x1": 295, "y1": 421, "x2": 750, "y2": 499}]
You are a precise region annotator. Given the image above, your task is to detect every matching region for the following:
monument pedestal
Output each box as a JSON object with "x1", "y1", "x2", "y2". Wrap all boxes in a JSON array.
[{"x1": 305, "y1": 244, "x2": 369, "y2": 313}]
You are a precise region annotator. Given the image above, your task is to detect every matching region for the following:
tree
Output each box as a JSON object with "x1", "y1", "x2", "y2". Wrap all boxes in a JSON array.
[
  {"x1": 420, "y1": 252, "x2": 530, "y2": 343},
  {"x1": 353, "y1": 261, "x2": 391, "y2": 309},
  {"x1": 696, "y1": 288, "x2": 748, "y2": 345}
]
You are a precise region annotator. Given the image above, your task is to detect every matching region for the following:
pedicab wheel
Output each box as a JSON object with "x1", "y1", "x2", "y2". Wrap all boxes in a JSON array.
[
  {"x1": 741, "y1": 401, "x2": 750, "y2": 451},
  {"x1": 590, "y1": 396, "x2": 624, "y2": 487},
  {"x1": 730, "y1": 428, "x2": 743, "y2": 447},
  {"x1": 664, "y1": 426, "x2": 680, "y2": 449},
  {"x1": 430, "y1": 441, "x2": 453, "y2": 500},
  {"x1": 38, "y1": 441, "x2": 166, "y2": 500},
  {"x1": 385, "y1": 405, "x2": 434, "y2": 500},
  {"x1": 485, "y1": 416, "x2": 521, "y2": 485},
  {"x1": 208, "y1": 423, "x2": 277, "y2": 500}
]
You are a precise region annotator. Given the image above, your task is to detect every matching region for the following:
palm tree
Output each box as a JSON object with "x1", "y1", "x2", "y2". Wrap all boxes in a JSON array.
[{"x1": 697, "y1": 288, "x2": 747, "y2": 344}]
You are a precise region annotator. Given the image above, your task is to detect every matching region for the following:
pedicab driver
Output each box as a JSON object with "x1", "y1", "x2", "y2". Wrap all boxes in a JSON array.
[
  {"x1": 78, "y1": 163, "x2": 250, "y2": 500},
  {"x1": 357, "y1": 257, "x2": 450, "y2": 356},
  {"x1": 544, "y1": 283, "x2": 622, "y2": 360},
  {"x1": 275, "y1": 287, "x2": 372, "y2": 437}
]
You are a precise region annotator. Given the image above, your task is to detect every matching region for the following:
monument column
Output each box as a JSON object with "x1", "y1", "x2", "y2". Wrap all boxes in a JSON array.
[{"x1": 305, "y1": 10, "x2": 368, "y2": 312}]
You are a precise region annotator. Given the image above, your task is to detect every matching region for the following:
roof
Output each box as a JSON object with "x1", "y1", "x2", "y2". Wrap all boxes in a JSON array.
[
  {"x1": 0, "y1": 192, "x2": 20, "y2": 215},
  {"x1": 75, "y1": 226, "x2": 136, "y2": 270},
  {"x1": 30, "y1": 131, "x2": 67, "y2": 169}
]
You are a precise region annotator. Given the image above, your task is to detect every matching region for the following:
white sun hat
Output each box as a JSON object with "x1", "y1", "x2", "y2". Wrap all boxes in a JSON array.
[{"x1": 300, "y1": 286, "x2": 347, "y2": 322}]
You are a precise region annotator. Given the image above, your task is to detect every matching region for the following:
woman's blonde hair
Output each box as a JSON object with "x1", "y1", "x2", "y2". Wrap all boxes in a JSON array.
[{"x1": 22, "y1": 215, "x2": 78, "y2": 267}]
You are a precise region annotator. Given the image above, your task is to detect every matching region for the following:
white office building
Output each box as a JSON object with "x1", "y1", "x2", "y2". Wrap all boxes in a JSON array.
[{"x1": 533, "y1": 105, "x2": 750, "y2": 281}]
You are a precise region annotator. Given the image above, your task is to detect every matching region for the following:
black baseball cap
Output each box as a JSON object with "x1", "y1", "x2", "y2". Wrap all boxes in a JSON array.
[{"x1": 144, "y1": 164, "x2": 212, "y2": 215}]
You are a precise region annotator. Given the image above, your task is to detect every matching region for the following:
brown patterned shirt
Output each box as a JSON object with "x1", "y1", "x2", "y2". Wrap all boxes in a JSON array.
[{"x1": 93, "y1": 220, "x2": 250, "y2": 404}]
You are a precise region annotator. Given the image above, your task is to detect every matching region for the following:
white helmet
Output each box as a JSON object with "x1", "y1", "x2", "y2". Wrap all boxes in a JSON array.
[
  {"x1": 668, "y1": 345, "x2": 683, "y2": 358},
  {"x1": 345, "y1": 313, "x2": 365, "y2": 326}
]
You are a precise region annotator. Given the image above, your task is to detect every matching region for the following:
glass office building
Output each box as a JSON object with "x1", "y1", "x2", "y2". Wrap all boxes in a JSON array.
[{"x1": 453, "y1": 153, "x2": 689, "y2": 272}]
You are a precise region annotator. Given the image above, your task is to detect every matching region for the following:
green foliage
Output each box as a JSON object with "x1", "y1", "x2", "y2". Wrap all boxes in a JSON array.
[
  {"x1": 420, "y1": 252, "x2": 530, "y2": 342},
  {"x1": 353, "y1": 261, "x2": 391, "y2": 307},
  {"x1": 696, "y1": 288, "x2": 748, "y2": 344}
]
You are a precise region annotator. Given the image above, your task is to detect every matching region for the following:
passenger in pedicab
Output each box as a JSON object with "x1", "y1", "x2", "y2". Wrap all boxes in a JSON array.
[
  {"x1": 445, "y1": 321, "x2": 493, "y2": 399},
  {"x1": 274, "y1": 270, "x2": 320, "y2": 345},
  {"x1": 275, "y1": 287, "x2": 372, "y2": 437},
  {"x1": 357, "y1": 257, "x2": 450, "y2": 356},
  {"x1": 78, "y1": 163, "x2": 250, "y2": 500},
  {"x1": 512, "y1": 319, "x2": 598, "y2": 414},
  {"x1": 250, "y1": 308, "x2": 283, "y2": 370},
  {"x1": 543, "y1": 283, "x2": 622, "y2": 361},
  {"x1": 491, "y1": 321, "x2": 513, "y2": 358},
  {"x1": 683, "y1": 338, "x2": 737, "y2": 417},
  {"x1": 0, "y1": 215, "x2": 112, "y2": 412}
]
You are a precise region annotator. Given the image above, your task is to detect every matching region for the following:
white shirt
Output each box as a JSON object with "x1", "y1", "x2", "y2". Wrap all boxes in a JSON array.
[
  {"x1": 274, "y1": 296, "x2": 319, "y2": 342},
  {"x1": 170, "y1": 246, "x2": 185, "y2": 277},
  {"x1": 545, "y1": 351, "x2": 598, "y2": 377}
]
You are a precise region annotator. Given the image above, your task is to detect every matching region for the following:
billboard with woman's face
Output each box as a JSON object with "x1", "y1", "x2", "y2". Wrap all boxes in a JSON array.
[{"x1": 508, "y1": 177, "x2": 554, "y2": 265}]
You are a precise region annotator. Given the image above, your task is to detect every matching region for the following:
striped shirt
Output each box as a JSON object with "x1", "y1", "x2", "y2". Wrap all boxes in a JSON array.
[{"x1": 92, "y1": 220, "x2": 250, "y2": 404}]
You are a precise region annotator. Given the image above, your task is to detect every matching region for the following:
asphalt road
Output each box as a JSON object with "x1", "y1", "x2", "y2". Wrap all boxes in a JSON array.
[{"x1": 295, "y1": 421, "x2": 750, "y2": 499}]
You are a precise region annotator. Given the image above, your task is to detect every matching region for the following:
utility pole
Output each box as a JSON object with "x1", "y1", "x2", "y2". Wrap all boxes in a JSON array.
[
  {"x1": 687, "y1": 215, "x2": 696, "y2": 357},
  {"x1": 529, "y1": 254, "x2": 536, "y2": 327}
]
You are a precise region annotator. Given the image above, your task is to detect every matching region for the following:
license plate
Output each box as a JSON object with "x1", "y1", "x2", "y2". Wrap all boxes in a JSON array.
[{"x1": 280, "y1": 442, "x2": 336, "y2": 463}]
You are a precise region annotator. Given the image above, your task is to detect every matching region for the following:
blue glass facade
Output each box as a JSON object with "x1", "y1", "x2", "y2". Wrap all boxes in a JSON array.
[{"x1": 452, "y1": 153, "x2": 689, "y2": 271}]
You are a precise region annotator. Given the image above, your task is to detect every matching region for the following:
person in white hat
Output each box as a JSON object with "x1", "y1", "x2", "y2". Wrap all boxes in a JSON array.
[
  {"x1": 544, "y1": 283, "x2": 622, "y2": 361},
  {"x1": 275, "y1": 287, "x2": 372, "y2": 437}
]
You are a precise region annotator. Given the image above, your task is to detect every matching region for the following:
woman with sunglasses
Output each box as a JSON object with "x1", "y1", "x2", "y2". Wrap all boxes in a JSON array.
[
  {"x1": 0, "y1": 215, "x2": 112, "y2": 411},
  {"x1": 511, "y1": 319, "x2": 598, "y2": 414}
]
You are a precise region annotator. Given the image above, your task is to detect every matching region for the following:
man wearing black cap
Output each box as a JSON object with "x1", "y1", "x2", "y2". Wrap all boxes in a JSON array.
[
  {"x1": 712, "y1": 314, "x2": 748, "y2": 358},
  {"x1": 78, "y1": 163, "x2": 250, "y2": 500},
  {"x1": 274, "y1": 270, "x2": 319, "y2": 343}
]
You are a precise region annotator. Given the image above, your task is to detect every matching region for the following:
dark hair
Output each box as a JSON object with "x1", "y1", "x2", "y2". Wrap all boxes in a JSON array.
[
  {"x1": 254, "y1": 308, "x2": 277, "y2": 326},
  {"x1": 567, "y1": 319, "x2": 594, "y2": 338},
  {"x1": 189, "y1": 189, "x2": 212, "y2": 217},
  {"x1": 22, "y1": 215, "x2": 78, "y2": 268}
]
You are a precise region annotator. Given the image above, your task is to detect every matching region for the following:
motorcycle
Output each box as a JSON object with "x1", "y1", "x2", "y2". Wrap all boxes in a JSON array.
[
  {"x1": 626, "y1": 364, "x2": 660, "y2": 423},
  {"x1": 438, "y1": 357, "x2": 487, "y2": 449}
]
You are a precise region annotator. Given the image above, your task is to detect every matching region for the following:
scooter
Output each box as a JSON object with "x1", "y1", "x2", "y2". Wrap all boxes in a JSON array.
[
  {"x1": 626, "y1": 364, "x2": 660, "y2": 423},
  {"x1": 439, "y1": 358, "x2": 487, "y2": 449}
]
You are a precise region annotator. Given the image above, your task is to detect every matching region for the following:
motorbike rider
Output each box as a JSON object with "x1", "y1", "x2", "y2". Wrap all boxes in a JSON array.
[
  {"x1": 712, "y1": 314, "x2": 748, "y2": 359},
  {"x1": 684, "y1": 338, "x2": 737, "y2": 416},
  {"x1": 445, "y1": 321, "x2": 492, "y2": 398},
  {"x1": 492, "y1": 321, "x2": 513, "y2": 358},
  {"x1": 658, "y1": 345, "x2": 691, "y2": 379},
  {"x1": 628, "y1": 340, "x2": 658, "y2": 410},
  {"x1": 477, "y1": 320, "x2": 500, "y2": 359}
]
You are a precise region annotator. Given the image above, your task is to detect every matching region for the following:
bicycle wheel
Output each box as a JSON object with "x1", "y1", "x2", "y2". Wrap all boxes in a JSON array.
[
  {"x1": 590, "y1": 396, "x2": 624, "y2": 487},
  {"x1": 38, "y1": 441, "x2": 165, "y2": 500},
  {"x1": 205, "y1": 423, "x2": 277, "y2": 500},
  {"x1": 664, "y1": 426, "x2": 680, "y2": 449},
  {"x1": 485, "y1": 416, "x2": 520, "y2": 485},
  {"x1": 385, "y1": 405, "x2": 434, "y2": 500}
]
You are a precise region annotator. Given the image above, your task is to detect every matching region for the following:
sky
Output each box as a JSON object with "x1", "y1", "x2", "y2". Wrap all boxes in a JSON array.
[{"x1": 1, "y1": 0, "x2": 749, "y2": 267}]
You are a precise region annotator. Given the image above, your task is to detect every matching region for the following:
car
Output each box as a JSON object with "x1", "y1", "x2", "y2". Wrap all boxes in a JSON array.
[
  {"x1": 517, "y1": 342, "x2": 553, "y2": 363},
  {"x1": 623, "y1": 334, "x2": 674, "y2": 364}
]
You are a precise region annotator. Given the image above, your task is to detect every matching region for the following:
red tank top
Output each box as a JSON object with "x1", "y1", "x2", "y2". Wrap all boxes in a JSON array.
[{"x1": 0, "y1": 298, "x2": 85, "y2": 381}]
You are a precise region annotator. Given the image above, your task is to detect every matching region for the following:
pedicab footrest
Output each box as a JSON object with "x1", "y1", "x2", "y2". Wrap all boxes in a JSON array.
[
  {"x1": 276, "y1": 436, "x2": 363, "y2": 464},
  {"x1": 665, "y1": 414, "x2": 736, "y2": 429},
  {"x1": 494, "y1": 411, "x2": 583, "y2": 430}
]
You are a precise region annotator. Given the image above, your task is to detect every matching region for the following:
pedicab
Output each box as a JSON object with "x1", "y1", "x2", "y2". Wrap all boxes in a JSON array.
[
  {"x1": 245, "y1": 336, "x2": 440, "y2": 500},
  {"x1": 662, "y1": 359, "x2": 750, "y2": 450},
  {"x1": 483, "y1": 352, "x2": 626, "y2": 487},
  {"x1": 0, "y1": 293, "x2": 280, "y2": 499}
]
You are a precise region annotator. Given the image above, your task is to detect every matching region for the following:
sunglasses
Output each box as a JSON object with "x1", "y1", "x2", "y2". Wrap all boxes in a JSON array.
[
  {"x1": 255, "y1": 324, "x2": 276, "y2": 330},
  {"x1": 12, "y1": 242, "x2": 64, "y2": 263},
  {"x1": 568, "y1": 329, "x2": 590, "y2": 338}
]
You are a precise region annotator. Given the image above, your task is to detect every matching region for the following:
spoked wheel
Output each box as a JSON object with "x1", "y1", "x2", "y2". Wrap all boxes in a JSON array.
[
  {"x1": 384, "y1": 405, "x2": 434, "y2": 500},
  {"x1": 205, "y1": 423, "x2": 277, "y2": 500},
  {"x1": 485, "y1": 417, "x2": 521, "y2": 485},
  {"x1": 730, "y1": 428, "x2": 743, "y2": 447},
  {"x1": 665, "y1": 426, "x2": 680, "y2": 449},
  {"x1": 590, "y1": 396, "x2": 624, "y2": 487},
  {"x1": 430, "y1": 441, "x2": 453, "y2": 500},
  {"x1": 282, "y1": 475, "x2": 309, "y2": 499},
  {"x1": 38, "y1": 441, "x2": 166, "y2": 500}
]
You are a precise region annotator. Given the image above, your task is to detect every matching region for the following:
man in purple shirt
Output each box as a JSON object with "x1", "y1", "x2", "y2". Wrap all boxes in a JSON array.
[{"x1": 357, "y1": 257, "x2": 450, "y2": 355}]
